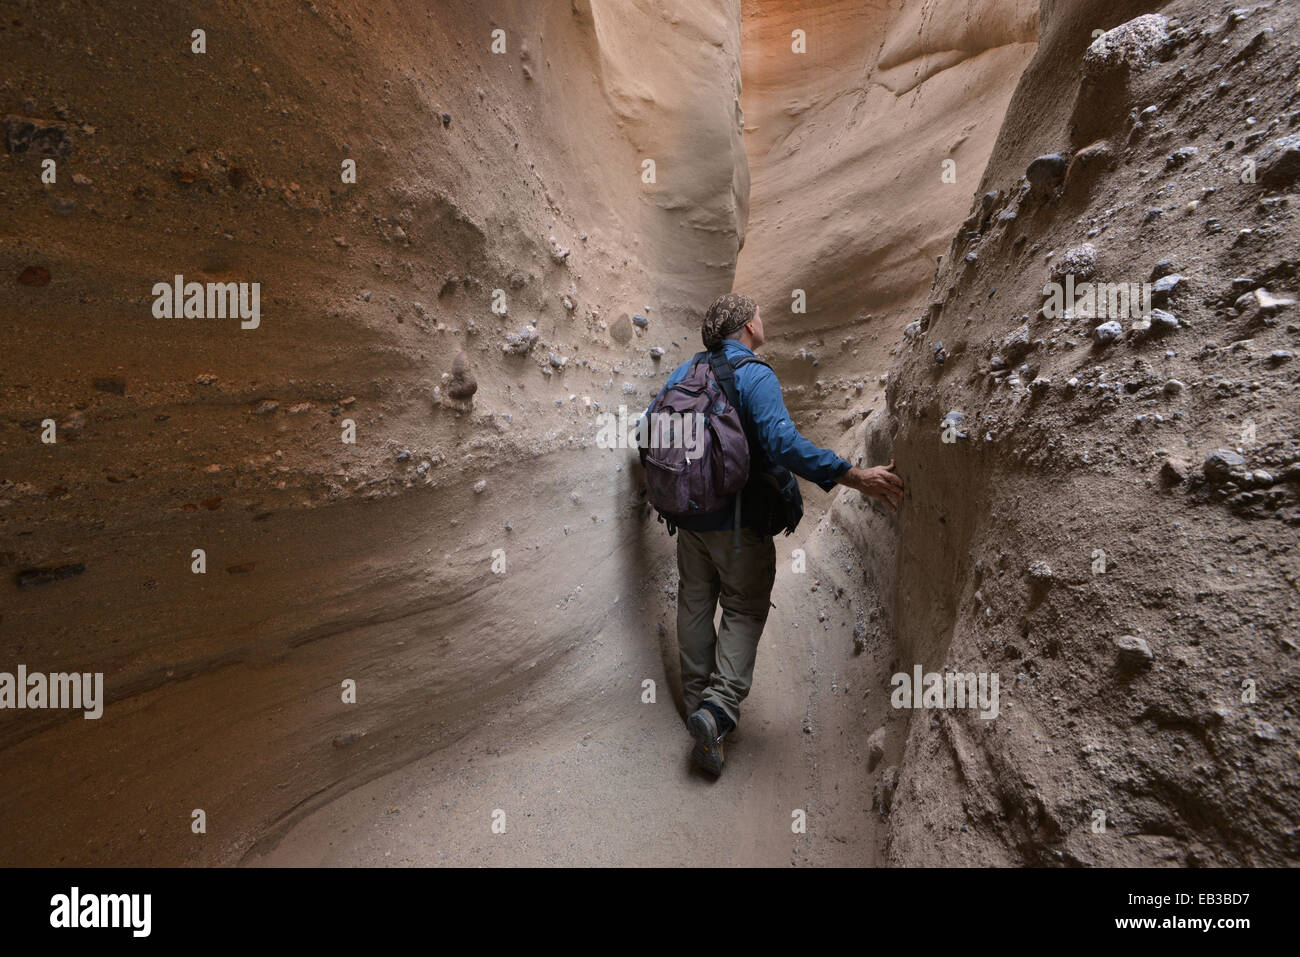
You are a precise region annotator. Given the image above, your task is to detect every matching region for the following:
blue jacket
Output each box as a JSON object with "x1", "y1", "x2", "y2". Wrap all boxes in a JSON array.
[{"x1": 645, "y1": 339, "x2": 851, "y2": 532}]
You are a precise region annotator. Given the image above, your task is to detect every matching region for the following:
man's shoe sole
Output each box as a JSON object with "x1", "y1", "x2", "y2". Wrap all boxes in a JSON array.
[{"x1": 688, "y1": 709, "x2": 725, "y2": 777}]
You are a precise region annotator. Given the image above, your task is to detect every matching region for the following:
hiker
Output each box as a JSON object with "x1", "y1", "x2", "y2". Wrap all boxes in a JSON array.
[{"x1": 639, "y1": 292, "x2": 904, "y2": 777}]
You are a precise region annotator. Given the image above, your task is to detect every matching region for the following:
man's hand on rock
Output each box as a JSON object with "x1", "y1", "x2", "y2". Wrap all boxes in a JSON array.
[{"x1": 837, "y1": 459, "x2": 904, "y2": 512}]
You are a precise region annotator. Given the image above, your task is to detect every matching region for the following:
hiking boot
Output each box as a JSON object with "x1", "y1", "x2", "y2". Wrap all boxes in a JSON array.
[{"x1": 687, "y1": 707, "x2": 727, "y2": 777}]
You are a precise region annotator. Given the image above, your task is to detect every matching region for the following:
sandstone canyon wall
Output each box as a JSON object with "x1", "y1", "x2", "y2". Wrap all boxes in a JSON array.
[
  {"x1": 1, "y1": 0, "x2": 747, "y2": 865},
  {"x1": 735, "y1": 0, "x2": 1038, "y2": 448},
  {"x1": 875, "y1": 0, "x2": 1300, "y2": 865}
]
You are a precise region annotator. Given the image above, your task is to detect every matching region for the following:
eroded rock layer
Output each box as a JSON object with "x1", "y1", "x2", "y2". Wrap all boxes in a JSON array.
[
  {"x1": 876, "y1": 0, "x2": 1300, "y2": 865},
  {"x1": 0, "y1": 0, "x2": 744, "y2": 865},
  {"x1": 735, "y1": 0, "x2": 1038, "y2": 445}
]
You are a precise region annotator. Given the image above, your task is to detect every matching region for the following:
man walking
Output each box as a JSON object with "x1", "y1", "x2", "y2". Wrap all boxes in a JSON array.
[{"x1": 643, "y1": 292, "x2": 904, "y2": 777}]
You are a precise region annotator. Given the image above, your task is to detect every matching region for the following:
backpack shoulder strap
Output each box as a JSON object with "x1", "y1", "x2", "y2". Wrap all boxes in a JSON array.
[
  {"x1": 707, "y1": 350, "x2": 741, "y2": 410},
  {"x1": 724, "y1": 354, "x2": 772, "y2": 416}
]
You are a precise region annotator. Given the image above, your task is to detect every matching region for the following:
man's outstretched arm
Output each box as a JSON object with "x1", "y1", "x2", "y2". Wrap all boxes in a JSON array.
[{"x1": 744, "y1": 365, "x2": 904, "y2": 510}]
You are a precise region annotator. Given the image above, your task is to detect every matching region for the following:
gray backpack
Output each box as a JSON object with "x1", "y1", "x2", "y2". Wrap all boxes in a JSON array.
[{"x1": 639, "y1": 350, "x2": 762, "y2": 526}]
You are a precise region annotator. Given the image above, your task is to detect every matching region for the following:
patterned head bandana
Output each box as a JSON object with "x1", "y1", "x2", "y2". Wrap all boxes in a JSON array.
[{"x1": 701, "y1": 293, "x2": 757, "y2": 351}]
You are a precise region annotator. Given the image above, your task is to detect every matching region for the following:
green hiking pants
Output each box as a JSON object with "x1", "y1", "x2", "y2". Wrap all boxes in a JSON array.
[{"x1": 675, "y1": 526, "x2": 777, "y2": 728}]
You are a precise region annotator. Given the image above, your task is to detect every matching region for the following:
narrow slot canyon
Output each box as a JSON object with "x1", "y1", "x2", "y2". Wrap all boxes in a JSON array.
[{"x1": 2, "y1": 0, "x2": 1297, "y2": 871}]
